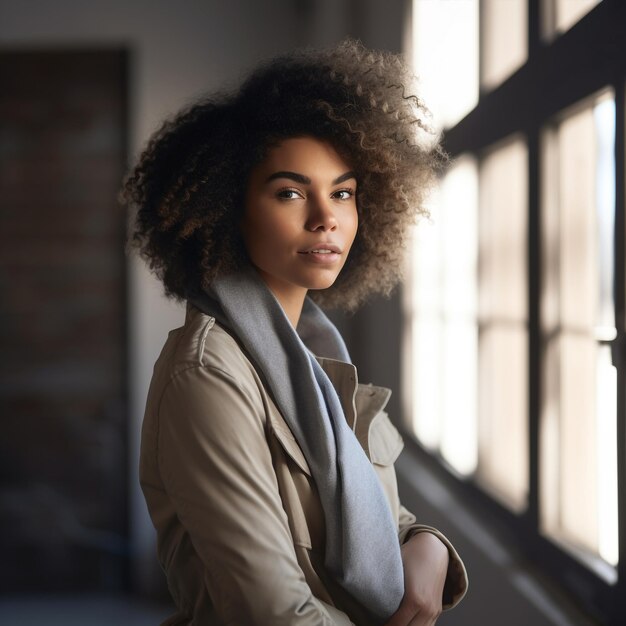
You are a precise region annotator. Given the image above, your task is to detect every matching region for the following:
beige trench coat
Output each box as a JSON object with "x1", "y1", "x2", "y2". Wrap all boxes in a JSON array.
[{"x1": 140, "y1": 302, "x2": 468, "y2": 625}]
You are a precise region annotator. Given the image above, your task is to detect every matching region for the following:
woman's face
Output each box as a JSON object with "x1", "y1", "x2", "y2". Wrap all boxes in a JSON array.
[{"x1": 241, "y1": 136, "x2": 358, "y2": 306}]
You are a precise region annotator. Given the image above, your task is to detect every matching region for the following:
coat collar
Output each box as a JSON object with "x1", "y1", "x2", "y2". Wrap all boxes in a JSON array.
[
  {"x1": 316, "y1": 356, "x2": 392, "y2": 457},
  {"x1": 186, "y1": 301, "x2": 393, "y2": 453}
]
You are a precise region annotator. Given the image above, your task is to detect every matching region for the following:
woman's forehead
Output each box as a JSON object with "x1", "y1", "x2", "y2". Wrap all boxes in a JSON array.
[{"x1": 252, "y1": 136, "x2": 353, "y2": 179}]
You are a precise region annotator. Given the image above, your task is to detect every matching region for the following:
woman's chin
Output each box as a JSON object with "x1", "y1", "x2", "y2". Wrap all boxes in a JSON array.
[{"x1": 301, "y1": 271, "x2": 341, "y2": 292}]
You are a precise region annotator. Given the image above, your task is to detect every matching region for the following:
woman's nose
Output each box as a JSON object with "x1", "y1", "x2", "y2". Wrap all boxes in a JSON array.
[{"x1": 305, "y1": 196, "x2": 338, "y2": 231}]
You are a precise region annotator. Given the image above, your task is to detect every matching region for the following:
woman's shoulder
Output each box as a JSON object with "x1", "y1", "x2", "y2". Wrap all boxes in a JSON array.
[{"x1": 155, "y1": 303, "x2": 258, "y2": 387}]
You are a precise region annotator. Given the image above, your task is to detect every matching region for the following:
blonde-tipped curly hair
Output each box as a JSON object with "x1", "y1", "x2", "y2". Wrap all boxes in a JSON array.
[{"x1": 120, "y1": 38, "x2": 444, "y2": 311}]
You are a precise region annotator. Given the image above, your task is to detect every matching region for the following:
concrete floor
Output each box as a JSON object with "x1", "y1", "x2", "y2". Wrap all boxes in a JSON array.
[{"x1": 0, "y1": 594, "x2": 173, "y2": 626}]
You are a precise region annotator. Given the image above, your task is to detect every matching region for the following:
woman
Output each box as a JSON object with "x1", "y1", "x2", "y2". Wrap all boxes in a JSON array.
[{"x1": 121, "y1": 39, "x2": 468, "y2": 626}]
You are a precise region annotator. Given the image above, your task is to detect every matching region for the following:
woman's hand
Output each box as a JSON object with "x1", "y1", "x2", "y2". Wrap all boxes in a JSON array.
[{"x1": 383, "y1": 532, "x2": 449, "y2": 626}]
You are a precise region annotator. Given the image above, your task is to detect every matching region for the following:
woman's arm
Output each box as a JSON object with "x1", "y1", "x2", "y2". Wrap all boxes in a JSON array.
[
  {"x1": 383, "y1": 508, "x2": 468, "y2": 626},
  {"x1": 157, "y1": 363, "x2": 353, "y2": 625},
  {"x1": 397, "y1": 504, "x2": 468, "y2": 611},
  {"x1": 383, "y1": 531, "x2": 449, "y2": 626},
  {"x1": 366, "y1": 409, "x2": 468, "y2": 613}
]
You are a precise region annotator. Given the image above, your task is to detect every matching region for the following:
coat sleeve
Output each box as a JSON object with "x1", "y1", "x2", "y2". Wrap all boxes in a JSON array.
[
  {"x1": 157, "y1": 363, "x2": 354, "y2": 626},
  {"x1": 397, "y1": 503, "x2": 469, "y2": 610},
  {"x1": 368, "y1": 409, "x2": 468, "y2": 610}
]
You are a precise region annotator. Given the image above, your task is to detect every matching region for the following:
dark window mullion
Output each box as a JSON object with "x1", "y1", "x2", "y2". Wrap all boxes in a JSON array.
[
  {"x1": 528, "y1": 0, "x2": 541, "y2": 58},
  {"x1": 526, "y1": 127, "x2": 540, "y2": 533},
  {"x1": 526, "y1": 0, "x2": 542, "y2": 537},
  {"x1": 478, "y1": 0, "x2": 485, "y2": 100}
]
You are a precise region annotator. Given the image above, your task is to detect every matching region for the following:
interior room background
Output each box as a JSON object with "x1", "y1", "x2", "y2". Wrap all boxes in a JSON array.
[{"x1": 1, "y1": 1, "x2": 624, "y2": 625}]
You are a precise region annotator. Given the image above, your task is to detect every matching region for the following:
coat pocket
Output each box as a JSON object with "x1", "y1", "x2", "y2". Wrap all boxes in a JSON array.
[
  {"x1": 268, "y1": 418, "x2": 312, "y2": 477},
  {"x1": 267, "y1": 414, "x2": 317, "y2": 550}
]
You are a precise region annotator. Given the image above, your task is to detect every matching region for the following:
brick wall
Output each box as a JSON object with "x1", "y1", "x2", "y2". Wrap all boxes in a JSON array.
[{"x1": 0, "y1": 50, "x2": 128, "y2": 591}]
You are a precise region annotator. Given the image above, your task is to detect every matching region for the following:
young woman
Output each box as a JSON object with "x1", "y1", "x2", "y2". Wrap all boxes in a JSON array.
[{"x1": 121, "y1": 39, "x2": 468, "y2": 626}]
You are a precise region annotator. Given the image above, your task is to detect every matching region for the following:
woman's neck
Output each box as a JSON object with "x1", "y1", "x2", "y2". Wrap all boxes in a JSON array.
[
  {"x1": 276, "y1": 290, "x2": 307, "y2": 327},
  {"x1": 255, "y1": 269, "x2": 307, "y2": 327}
]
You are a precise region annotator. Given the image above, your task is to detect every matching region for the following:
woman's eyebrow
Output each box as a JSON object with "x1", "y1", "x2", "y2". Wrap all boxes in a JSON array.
[
  {"x1": 265, "y1": 170, "x2": 356, "y2": 185},
  {"x1": 265, "y1": 171, "x2": 311, "y2": 184},
  {"x1": 332, "y1": 171, "x2": 356, "y2": 185}
]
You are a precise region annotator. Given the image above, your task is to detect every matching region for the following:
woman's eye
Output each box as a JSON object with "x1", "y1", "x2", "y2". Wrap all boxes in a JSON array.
[
  {"x1": 333, "y1": 189, "x2": 355, "y2": 200},
  {"x1": 276, "y1": 188, "x2": 302, "y2": 200}
]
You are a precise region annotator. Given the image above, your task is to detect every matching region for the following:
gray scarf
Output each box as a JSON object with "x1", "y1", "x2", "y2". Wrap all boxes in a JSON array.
[{"x1": 189, "y1": 265, "x2": 404, "y2": 623}]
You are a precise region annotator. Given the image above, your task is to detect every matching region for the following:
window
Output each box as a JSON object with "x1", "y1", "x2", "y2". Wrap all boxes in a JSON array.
[
  {"x1": 405, "y1": 0, "x2": 624, "y2": 622},
  {"x1": 540, "y1": 90, "x2": 618, "y2": 571},
  {"x1": 478, "y1": 136, "x2": 529, "y2": 511}
]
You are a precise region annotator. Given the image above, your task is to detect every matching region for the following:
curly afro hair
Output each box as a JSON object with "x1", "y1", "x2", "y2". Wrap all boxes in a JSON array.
[{"x1": 120, "y1": 38, "x2": 444, "y2": 311}]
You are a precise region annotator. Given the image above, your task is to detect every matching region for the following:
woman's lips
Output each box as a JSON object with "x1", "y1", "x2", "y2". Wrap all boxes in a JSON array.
[{"x1": 298, "y1": 245, "x2": 342, "y2": 264}]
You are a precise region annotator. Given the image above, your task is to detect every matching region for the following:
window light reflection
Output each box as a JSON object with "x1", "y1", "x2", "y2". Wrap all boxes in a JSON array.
[
  {"x1": 408, "y1": 157, "x2": 479, "y2": 475},
  {"x1": 439, "y1": 159, "x2": 478, "y2": 475},
  {"x1": 410, "y1": 197, "x2": 442, "y2": 450},
  {"x1": 481, "y1": 0, "x2": 528, "y2": 90},
  {"x1": 412, "y1": 0, "x2": 479, "y2": 129},
  {"x1": 477, "y1": 137, "x2": 529, "y2": 511},
  {"x1": 597, "y1": 345, "x2": 618, "y2": 565},
  {"x1": 594, "y1": 96, "x2": 616, "y2": 340}
]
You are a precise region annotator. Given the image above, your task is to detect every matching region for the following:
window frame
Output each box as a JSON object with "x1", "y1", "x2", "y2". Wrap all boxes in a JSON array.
[{"x1": 403, "y1": 1, "x2": 626, "y2": 623}]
